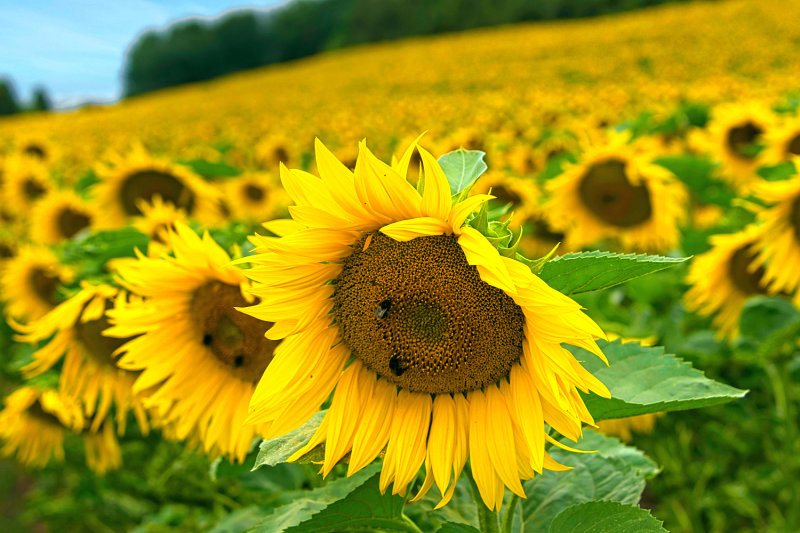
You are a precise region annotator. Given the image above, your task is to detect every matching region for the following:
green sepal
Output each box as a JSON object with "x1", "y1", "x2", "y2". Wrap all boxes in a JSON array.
[
  {"x1": 498, "y1": 226, "x2": 523, "y2": 258},
  {"x1": 514, "y1": 244, "x2": 560, "y2": 274},
  {"x1": 485, "y1": 220, "x2": 513, "y2": 248},
  {"x1": 469, "y1": 201, "x2": 490, "y2": 234}
]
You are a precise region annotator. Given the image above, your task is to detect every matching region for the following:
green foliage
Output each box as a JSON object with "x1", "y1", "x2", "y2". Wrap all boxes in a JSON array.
[
  {"x1": 654, "y1": 155, "x2": 733, "y2": 207},
  {"x1": 254, "y1": 411, "x2": 326, "y2": 469},
  {"x1": 537, "y1": 251, "x2": 689, "y2": 296},
  {"x1": 58, "y1": 228, "x2": 150, "y2": 284},
  {"x1": 31, "y1": 87, "x2": 52, "y2": 112},
  {"x1": 573, "y1": 339, "x2": 747, "y2": 421},
  {"x1": 0, "y1": 77, "x2": 20, "y2": 116},
  {"x1": 548, "y1": 502, "x2": 667, "y2": 533},
  {"x1": 178, "y1": 159, "x2": 241, "y2": 180},
  {"x1": 438, "y1": 148, "x2": 488, "y2": 198},
  {"x1": 519, "y1": 430, "x2": 656, "y2": 532}
]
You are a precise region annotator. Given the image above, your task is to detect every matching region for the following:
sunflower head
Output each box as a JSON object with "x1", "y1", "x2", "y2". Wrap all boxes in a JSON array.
[
  {"x1": 220, "y1": 173, "x2": 288, "y2": 222},
  {"x1": 105, "y1": 223, "x2": 279, "y2": 461},
  {"x1": 545, "y1": 133, "x2": 687, "y2": 252},
  {"x1": 29, "y1": 189, "x2": 96, "y2": 245},
  {"x1": 242, "y1": 136, "x2": 610, "y2": 509},
  {"x1": 0, "y1": 245, "x2": 74, "y2": 321},
  {"x1": 93, "y1": 143, "x2": 223, "y2": 227},
  {"x1": 1, "y1": 155, "x2": 53, "y2": 216}
]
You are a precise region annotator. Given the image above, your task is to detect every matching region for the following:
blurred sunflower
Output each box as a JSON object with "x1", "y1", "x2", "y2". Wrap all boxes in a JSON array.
[
  {"x1": 241, "y1": 138, "x2": 609, "y2": 510},
  {"x1": 221, "y1": 173, "x2": 288, "y2": 222},
  {"x1": 0, "y1": 386, "x2": 121, "y2": 473},
  {"x1": 1, "y1": 156, "x2": 53, "y2": 217},
  {"x1": 707, "y1": 102, "x2": 774, "y2": 190},
  {"x1": 0, "y1": 245, "x2": 73, "y2": 321},
  {"x1": 760, "y1": 115, "x2": 800, "y2": 165},
  {"x1": 13, "y1": 283, "x2": 150, "y2": 436},
  {"x1": 0, "y1": 233, "x2": 18, "y2": 268},
  {"x1": 14, "y1": 134, "x2": 58, "y2": 165},
  {"x1": 255, "y1": 134, "x2": 296, "y2": 169},
  {"x1": 597, "y1": 413, "x2": 662, "y2": 442},
  {"x1": 684, "y1": 225, "x2": 770, "y2": 339},
  {"x1": 93, "y1": 143, "x2": 222, "y2": 227},
  {"x1": 29, "y1": 189, "x2": 96, "y2": 245},
  {"x1": 545, "y1": 134, "x2": 687, "y2": 252},
  {"x1": 751, "y1": 169, "x2": 800, "y2": 298},
  {"x1": 105, "y1": 223, "x2": 278, "y2": 462},
  {"x1": 131, "y1": 195, "x2": 189, "y2": 256}
]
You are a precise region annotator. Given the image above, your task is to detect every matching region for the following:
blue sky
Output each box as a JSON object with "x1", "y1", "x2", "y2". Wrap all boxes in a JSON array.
[{"x1": 0, "y1": 0, "x2": 285, "y2": 108}]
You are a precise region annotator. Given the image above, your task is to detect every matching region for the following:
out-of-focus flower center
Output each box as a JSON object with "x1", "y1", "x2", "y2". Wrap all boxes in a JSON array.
[
  {"x1": 190, "y1": 281, "x2": 277, "y2": 383},
  {"x1": 790, "y1": 194, "x2": 800, "y2": 243},
  {"x1": 119, "y1": 171, "x2": 195, "y2": 216},
  {"x1": 578, "y1": 158, "x2": 652, "y2": 227},
  {"x1": 30, "y1": 267, "x2": 59, "y2": 306},
  {"x1": 726, "y1": 122, "x2": 763, "y2": 159},
  {"x1": 334, "y1": 232, "x2": 525, "y2": 394},
  {"x1": 56, "y1": 207, "x2": 91, "y2": 239},
  {"x1": 728, "y1": 245, "x2": 768, "y2": 295}
]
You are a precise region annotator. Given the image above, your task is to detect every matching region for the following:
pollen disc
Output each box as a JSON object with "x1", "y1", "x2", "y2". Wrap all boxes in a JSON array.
[
  {"x1": 57, "y1": 207, "x2": 91, "y2": 239},
  {"x1": 190, "y1": 282, "x2": 278, "y2": 383},
  {"x1": 791, "y1": 195, "x2": 800, "y2": 243},
  {"x1": 119, "y1": 171, "x2": 196, "y2": 216},
  {"x1": 728, "y1": 245, "x2": 768, "y2": 295},
  {"x1": 726, "y1": 122, "x2": 763, "y2": 160},
  {"x1": 578, "y1": 159, "x2": 652, "y2": 227},
  {"x1": 334, "y1": 232, "x2": 525, "y2": 394}
]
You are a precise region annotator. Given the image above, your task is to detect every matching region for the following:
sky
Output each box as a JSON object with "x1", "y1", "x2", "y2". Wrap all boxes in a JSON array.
[{"x1": 0, "y1": 0, "x2": 286, "y2": 109}]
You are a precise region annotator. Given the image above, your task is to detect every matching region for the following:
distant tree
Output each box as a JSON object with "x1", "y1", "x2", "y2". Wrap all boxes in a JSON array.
[
  {"x1": 31, "y1": 86, "x2": 52, "y2": 111},
  {"x1": 0, "y1": 78, "x2": 20, "y2": 116}
]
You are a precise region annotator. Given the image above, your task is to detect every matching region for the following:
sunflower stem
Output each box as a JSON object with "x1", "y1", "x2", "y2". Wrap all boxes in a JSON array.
[
  {"x1": 500, "y1": 494, "x2": 519, "y2": 533},
  {"x1": 465, "y1": 465, "x2": 500, "y2": 533},
  {"x1": 401, "y1": 514, "x2": 425, "y2": 533}
]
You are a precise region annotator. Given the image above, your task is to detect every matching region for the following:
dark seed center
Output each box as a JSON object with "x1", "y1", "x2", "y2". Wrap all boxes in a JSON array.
[
  {"x1": 119, "y1": 171, "x2": 196, "y2": 216},
  {"x1": 24, "y1": 144, "x2": 46, "y2": 160},
  {"x1": 24, "y1": 178, "x2": 46, "y2": 201},
  {"x1": 334, "y1": 233, "x2": 525, "y2": 394},
  {"x1": 726, "y1": 122, "x2": 763, "y2": 160},
  {"x1": 791, "y1": 195, "x2": 800, "y2": 244},
  {"x1": 578, "y1": 159, "x2": 652, "y2": 227},
  {"x1": 31, "y1": 267, "x2": 60, "y2": 307},
  {"x1": 787, "y1": 134, "x2": 800, "y2": 157},
  {"x1": 190, "y1": 281, "x2": 278, "y2": 383},
  {"x1": 491, "y1": 185, "x2": 522, "y2": 208},
  {"x1": 728, "y1": 245, "x2": 768, "y2": 296},
  {"x1": 244, "y1": 184, "x2": 265, "y2": 202},
  {"x1": 56, "y1": 207, "x2": 91, "y2": 239},
  {"x1": 75, "y1": 313, "x2": 130, "y2": 366}
]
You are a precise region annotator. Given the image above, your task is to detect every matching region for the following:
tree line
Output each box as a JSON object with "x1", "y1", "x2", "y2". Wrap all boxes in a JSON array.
[
  {"x1": 118, "y1": 0, "x2": 684, "y2": 97},
  {"x1": 0, "y1": 79, "x2": 51, "y2": 116}
]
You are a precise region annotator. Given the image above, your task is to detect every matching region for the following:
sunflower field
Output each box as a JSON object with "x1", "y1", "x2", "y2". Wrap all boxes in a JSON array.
[{"x1": 2, "y1": 0, "x2": 800, "y2": 531}]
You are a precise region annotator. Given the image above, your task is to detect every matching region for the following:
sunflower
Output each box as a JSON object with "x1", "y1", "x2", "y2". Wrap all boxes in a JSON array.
[
  {"x1": 0, "y1": 386, "x2": 121, "y2": 473},
  {"x1": 1, "y1": 155, "x2": 54, "y2": 217},
  {"x1": 707, "y1": 102, "x2": 774, "y2": 191},
  {"x1": 597, "y1": 413, "x2": 661, "y2": 442},
  {"x1": 684, "y1": 225, "x2": 771, "y2": 339},
  {"x1": 255, "y1": 134, "x2": 297, "y2": 170},
  {"x1": 241, "y1": 138, "x2": 610, "y2": 510},
  {"x1": 93, "y1": 143, "x2": 222, "y2": 228},
  {"x1": 760, "y1": 115, "x2": 800, "y2": 166},
  {"x1": 13, "y1": 134, "x2": 58, "y2": 165},
  {"x1": 0, "y1": 232, "x2": 18, "y2": 269},
  {"x1": 131, "y1": 195, "x2": 189, "y2": 256},
  {"x1": 0, "y1": 245, "x2": 73, "y2": 321},
  {"x1": 13, "y1": 283, "x2": 150, "y2": 436},
  {"x1": 29, "y1": 189, "x2": 96, "y2": 245},
  {"x1": 545, "y1": 134, "x2": 687, "y2": 252},
  {"x1": 751, "y1": 168, "x2": 800, "y2": 299},
  {"x1": 104, "y1": 223, "x2": 278, "y2": 462},
  {"x1": 220, "y1": 173, "x2": 288, "y2": 223}
]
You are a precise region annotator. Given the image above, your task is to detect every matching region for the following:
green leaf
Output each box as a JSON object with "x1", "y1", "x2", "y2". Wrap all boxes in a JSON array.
[
  {"x1": 520, "y1": 430, "x2": 653, "y2": 532},
  {"x1": 654, "y1": 155, "x2": 733, "y2": 206},
  {"x1": 548, "y1": 502, "x2": 667, "y2": 533},
  {"x1": 438, "y1": 148, "x2": 487, "y2": 196},
  {"x1": 572, "y1": 339, "x2": 747, "y2": 420},
  {"x1": 252, "y1": 467, "x2": 410, "y2": 533},
  {"x1": 208, "y1": 506, "x2": 265, "y2": 533},
  {"x1": 436, "y1": 523, "x2": 481, "y2": 533},
  {"x1": 537, "y1": 251, "x2": 688, "y2": 295},
  {"x1": 254, "y1": 411, "x2": 326, "y2": 470},
  {"x1": 739, "y1": 296, "x2": 800, "y2": 340},
  {"x1": 178, "y1": 158, "x2": 241, "y2": 179},
  {"x1": 757, "y1": 161, "x2": 796, "y2": 182}
]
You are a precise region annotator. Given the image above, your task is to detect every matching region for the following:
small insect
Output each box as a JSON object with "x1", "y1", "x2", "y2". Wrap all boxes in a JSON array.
[
  {"x1": 389, "y1": 354, "x2": 407, "y2": 376},
  {"x1": 376, "y1": 299, "x2": 391, "y2": 318}
]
